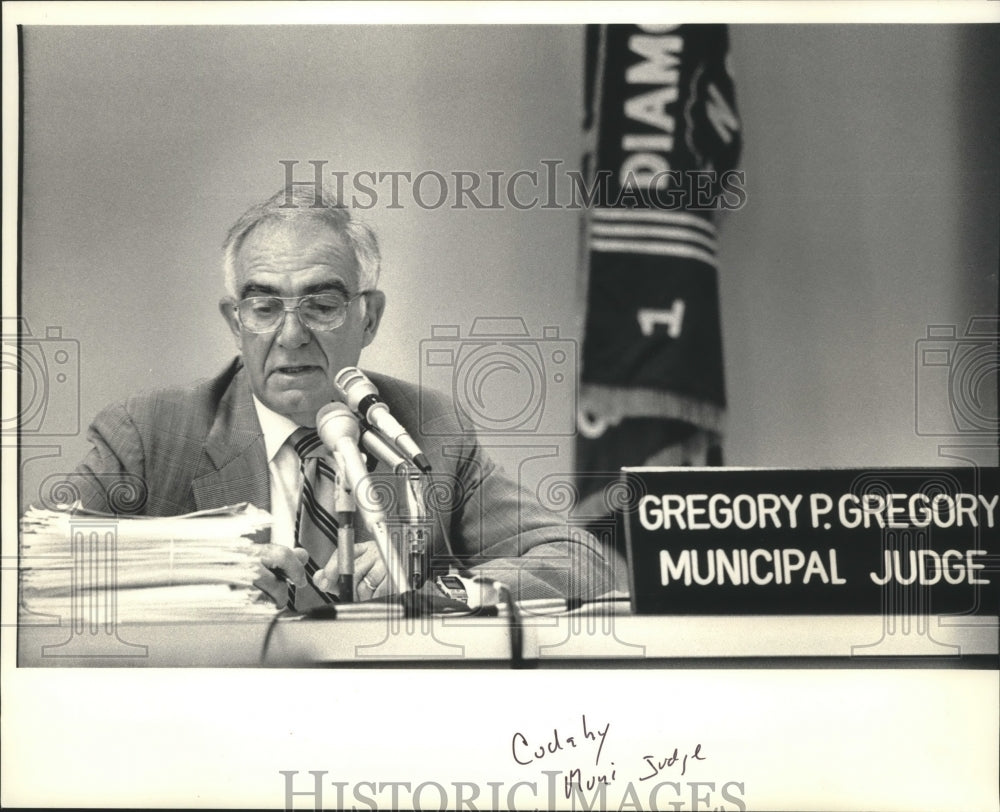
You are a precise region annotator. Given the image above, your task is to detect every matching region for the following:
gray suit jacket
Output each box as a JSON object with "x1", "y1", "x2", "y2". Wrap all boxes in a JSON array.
[{"x1": 71, "y1": 358, "x2": 611, "y2": 600}]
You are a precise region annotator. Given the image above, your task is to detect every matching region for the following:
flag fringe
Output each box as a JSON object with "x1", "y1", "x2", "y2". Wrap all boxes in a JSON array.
[{"x1": 579, "y1": 383, "x2": 726, "y2": 436}]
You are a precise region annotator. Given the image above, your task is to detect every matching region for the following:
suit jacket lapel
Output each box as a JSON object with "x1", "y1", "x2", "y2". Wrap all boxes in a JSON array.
[{"x1": 192, "y1": 364, "x2": 270, "y2": 514}]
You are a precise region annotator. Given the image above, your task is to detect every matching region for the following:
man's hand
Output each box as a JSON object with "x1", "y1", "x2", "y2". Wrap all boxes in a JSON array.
[
  {"x1": 251, "y1": 544, "x2": 309, "y2": 608},
  {"x1": 312, "y1": 540, "x2": 391, "y2": 602}
]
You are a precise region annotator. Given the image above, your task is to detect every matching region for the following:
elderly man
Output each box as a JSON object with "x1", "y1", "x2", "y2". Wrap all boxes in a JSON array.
[{"x1": 71, "y1": 187, "x2": 611, "y2": 609}]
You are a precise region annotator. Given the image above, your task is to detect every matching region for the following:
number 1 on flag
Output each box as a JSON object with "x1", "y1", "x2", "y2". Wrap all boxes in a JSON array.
[{"x1": 637, "y1": 300, "x2": 686, "y2": 338}]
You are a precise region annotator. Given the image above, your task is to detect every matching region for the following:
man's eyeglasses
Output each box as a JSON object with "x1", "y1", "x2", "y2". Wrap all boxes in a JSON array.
[{"x1": 235, "y1": 291, "x2": 371, "y2": 334}]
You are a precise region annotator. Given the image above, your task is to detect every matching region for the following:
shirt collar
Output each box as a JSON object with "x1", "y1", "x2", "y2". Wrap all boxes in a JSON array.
[{"x1": 252, "y1": 396, "x2": 305, "y2": 462}]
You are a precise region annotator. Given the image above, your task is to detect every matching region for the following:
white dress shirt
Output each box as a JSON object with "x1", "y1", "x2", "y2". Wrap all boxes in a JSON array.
[{"x1": 252, "y1": 396, "x2": 304, "y2": 550}]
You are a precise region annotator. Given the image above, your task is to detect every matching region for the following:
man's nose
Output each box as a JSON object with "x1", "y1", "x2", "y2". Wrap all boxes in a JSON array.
[{"x1": 275, "y1": 307, "x2": 311, "y2": 347}]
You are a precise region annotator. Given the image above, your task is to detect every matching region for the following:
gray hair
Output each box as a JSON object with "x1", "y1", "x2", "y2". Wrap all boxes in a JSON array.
[{"x1": 222, "y1": 186, "x2": 381, "y2": 297}]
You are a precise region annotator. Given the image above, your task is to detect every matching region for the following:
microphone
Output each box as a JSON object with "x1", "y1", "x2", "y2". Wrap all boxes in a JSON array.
[
  {"x1": 315, "y1": 402, "x2": 369, "y2": 602},
  {"x1": 314, "y1": 401, "x2": 408, "y2": 595},
  {"x1": 315, "y1": 402, "x2": 370, "y2": 498},
  {"x1": 359, "y1": 420, "x2": 408, "y2": 473},
  {"x1": 335, "y1": 367, "x2": 432, "y2": 473}
]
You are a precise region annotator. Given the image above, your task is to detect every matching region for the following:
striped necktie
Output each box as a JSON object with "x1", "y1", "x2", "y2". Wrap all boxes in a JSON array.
[{"x1": 288, "y1": 427, "x2": 340, "y2": 612}]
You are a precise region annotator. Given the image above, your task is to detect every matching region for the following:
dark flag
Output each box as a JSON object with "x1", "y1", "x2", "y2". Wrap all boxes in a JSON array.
[{"x1": 576, "y1": 24, "x2": 742, "y2": 520}]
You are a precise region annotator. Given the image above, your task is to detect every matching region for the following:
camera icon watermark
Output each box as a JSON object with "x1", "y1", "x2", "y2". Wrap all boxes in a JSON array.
[
  {"x1": 1, "y1": 317, "x2": 80, "y2": 436},
  {"x1": 419, "y1": 318, "x2": 577, "y2": 436},
  {"x1": 915, "y1": 317, "x2": 998, "y2": 438}
]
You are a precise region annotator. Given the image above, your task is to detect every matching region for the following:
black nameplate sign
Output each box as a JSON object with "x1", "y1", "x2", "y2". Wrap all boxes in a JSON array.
[{"x1": 622, "y1": 467, "x2": 999, "y2": 615}]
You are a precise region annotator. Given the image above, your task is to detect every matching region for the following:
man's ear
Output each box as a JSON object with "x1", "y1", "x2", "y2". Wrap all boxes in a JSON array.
[
  {"x1": 360, "y1": 291, "x2": 386, "y2": 349},
  {"x1": 218, "y1": 298, "x2": 243, "y2": 349}
]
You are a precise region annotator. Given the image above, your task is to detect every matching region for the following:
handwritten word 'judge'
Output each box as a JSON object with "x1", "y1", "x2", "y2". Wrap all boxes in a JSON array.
[{"x1": 638, "y1": 744, "x2": 706, "y2": 780}]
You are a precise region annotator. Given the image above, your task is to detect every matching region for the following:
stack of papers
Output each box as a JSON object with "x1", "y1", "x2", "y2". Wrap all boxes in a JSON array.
[{"x1": 19, "y1": 502, "x2": 278, "y2": 622}]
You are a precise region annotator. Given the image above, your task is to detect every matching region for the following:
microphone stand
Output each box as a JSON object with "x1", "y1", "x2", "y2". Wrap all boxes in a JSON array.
[
  {"x1": 360, "y1": 420, "x2": 432, "y2": 592},
  {"x1": 331, "y1": 450, "x2": 355, "y2": 603},
  {"x1": 402, "y1": 465, "x2": 431, "y2": 591}
]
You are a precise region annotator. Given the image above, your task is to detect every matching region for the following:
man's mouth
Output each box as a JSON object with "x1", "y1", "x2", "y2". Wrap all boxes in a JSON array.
[{"x1": 272, "y1": 365, "x2": 322, "y2": 376}]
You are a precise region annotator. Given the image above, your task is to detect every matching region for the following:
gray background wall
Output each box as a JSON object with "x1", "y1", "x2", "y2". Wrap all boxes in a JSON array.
[{"x1": 16, "y1": 24, "x2": 999, "y2": 509}]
